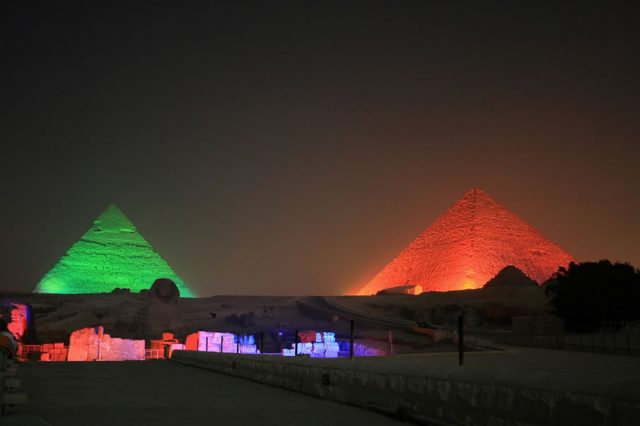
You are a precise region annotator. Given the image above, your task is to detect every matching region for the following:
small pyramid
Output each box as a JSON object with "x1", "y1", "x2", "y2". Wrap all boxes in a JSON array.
[
  {"x1": 357, "y1": 189, "x2": 575, "y2": 295},
  {"x1": 483, "y1": 265, "x2": 538, "y2": 288},
  {"x1": 35, "y1": 205, "x2": 195, "y2": 297}
]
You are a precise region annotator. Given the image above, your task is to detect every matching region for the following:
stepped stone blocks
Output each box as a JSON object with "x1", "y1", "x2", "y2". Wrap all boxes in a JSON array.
[
  {"x1": 282, "y1": 331, "x2": 340, "y2": 358},
  {"x1": 99, "y1": 337, "x2": 145, "y2": 361},
  {"x1": 358, "y1": 189, "x2": 576, "y2": 295},
  {"x1": 35, "y1": 204, "x2": 194, "y2": 297},
  {"x1": 185, "y1": 331, "x2": 259, "y2": 354},
  {"x1": 67, "y1": 327, "x2": 104, "y2": 361},
  {"x1": 67, "y1": 326, "x2": 145, "y2": 361},
  {"x1": 39, "y1": 343, "x2": 68, "y2": 362}
]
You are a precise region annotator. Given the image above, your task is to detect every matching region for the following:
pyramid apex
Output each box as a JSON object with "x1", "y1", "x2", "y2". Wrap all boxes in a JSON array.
[
  {"x1": 93, "y1": 204, "x2": 136, "y2": 233},
  {"x1": 98, "y1": 203, "x2": 131, "y2": 217},
  {"x1": 103, "y1": 203, "x2": 124, "y2": 213},
  {"x1": 454, "y1": 188, "x2": 498, "y2": 210},
  {"x1": 462, "y1": 188, "x2": 493, "y2": 199}
]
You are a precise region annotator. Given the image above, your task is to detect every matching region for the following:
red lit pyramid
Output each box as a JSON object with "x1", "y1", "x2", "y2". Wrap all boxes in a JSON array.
[{"x1": 357, "y1": 189, "x2": 576, "y2": 295}]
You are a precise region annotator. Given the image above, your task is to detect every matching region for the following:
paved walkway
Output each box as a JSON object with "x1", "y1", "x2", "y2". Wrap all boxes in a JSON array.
[{"x1": 5, "y1": 361, "x2": 407, "y2": 426}]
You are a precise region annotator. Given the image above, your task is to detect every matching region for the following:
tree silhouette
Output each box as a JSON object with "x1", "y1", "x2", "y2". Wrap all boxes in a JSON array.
[{"x1": 545, "y1": 260, "x2": 640, "y2": 331}]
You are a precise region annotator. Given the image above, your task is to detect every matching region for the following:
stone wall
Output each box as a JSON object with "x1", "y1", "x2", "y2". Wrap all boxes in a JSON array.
[
  {"x1": 67, "y1": 326, "x2": 145, "y2": 361},
  {"x1": 172, "y1": 351, "x2": 640, "y2": 426}
]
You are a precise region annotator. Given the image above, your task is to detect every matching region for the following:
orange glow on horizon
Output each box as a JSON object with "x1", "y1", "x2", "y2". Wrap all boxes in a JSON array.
[{"x1": 460, "y1": 278, "x2": 477, "y2": 290}]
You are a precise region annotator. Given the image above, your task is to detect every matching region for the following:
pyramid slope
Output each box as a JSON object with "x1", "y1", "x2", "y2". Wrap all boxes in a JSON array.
[
  {"x1": 357, "y1": 189, "x2": 576, "y2": 295},
  {"x1": 35, "y1": 205, "x2": 195, "y2": 297}
]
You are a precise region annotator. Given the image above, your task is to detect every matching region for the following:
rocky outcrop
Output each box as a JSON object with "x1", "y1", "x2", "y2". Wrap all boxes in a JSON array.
[{"x1": 483, "y1": 265, "x2": 538, "y2": 288}]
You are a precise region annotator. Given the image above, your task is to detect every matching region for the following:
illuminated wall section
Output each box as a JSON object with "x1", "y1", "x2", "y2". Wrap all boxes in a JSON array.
[
  {"x1": 185, "y1": 331, "x2": 259, "y2": 354},
  {"x1": 67, "y1": 326, "x2": 145, "y2": 361},
  {"x1": 35, "y1": 204, "x2": 195, "y2": 297},
  {"x1": 357, "y1": 189, "x2": 576, "y2": 295},
  {"x1": 282, "y1": 331, "x2": 340, "y2": 358}
]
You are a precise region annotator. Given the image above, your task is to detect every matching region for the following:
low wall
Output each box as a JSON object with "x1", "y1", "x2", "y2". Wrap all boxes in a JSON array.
[{"x1": 171, "y1": 350, "x2": 640, "y2": 426}]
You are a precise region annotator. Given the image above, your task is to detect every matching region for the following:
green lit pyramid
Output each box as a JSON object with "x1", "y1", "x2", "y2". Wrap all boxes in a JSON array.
[{"x1": 35, "y1": 205, "x2": 195, "y2": 297}]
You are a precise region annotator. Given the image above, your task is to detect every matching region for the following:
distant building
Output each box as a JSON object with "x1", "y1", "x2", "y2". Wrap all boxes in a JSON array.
[{"x1": 376, "y1": 284, "x2": 423, "y2": 295}]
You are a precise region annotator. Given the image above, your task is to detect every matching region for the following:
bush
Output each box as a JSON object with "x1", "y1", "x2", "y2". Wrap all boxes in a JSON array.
[{"x1": 545, "y1": 260, "x2": 640, "y2": 331}]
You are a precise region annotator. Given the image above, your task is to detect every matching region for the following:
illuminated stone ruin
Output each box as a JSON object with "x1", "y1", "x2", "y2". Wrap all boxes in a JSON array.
[
  {"x1": 0, "y1": 302, "x2": 30, "y2": 341},
  {"x1": 39, "y1": 343, "x2": 68, "y2": 361},
  {"x1": 35, "y1": 204, "x2": 195, "y2": 297},
  {"x1": 358, "y1": 188, "x2": 576, "y2": 295},
  {"x1": 281, "y1": 331, "x2": 386, "y2": 357},
  {"x1": 149, "y1": 332, "x2": 185, "y2": 358},
  {"x1": 185, "y1": 331, "x2": 259, "y2": 354},
  {"x1": 23, "y1": 331, "x2": 185, "y2": 362},
  {"x1": 282, "y1": 332, "x2": 340, "y2": 358},
  {"x1": 67, "y1": 326, "x2": 145, "y2": 361}
]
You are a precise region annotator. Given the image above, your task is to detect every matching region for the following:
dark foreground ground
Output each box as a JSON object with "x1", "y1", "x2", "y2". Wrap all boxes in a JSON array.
[
  {"x1": 6, "y1": 361, "x2": 406, "y2": 426},
  {"x1": 5, "y1": 347, "x2": 640, "y2": 426}
]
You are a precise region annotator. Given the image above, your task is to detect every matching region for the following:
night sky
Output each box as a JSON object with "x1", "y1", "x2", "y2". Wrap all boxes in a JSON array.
[{"x1": 2, "y1": 2, "x2": 639, "y2": 296}]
